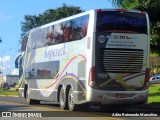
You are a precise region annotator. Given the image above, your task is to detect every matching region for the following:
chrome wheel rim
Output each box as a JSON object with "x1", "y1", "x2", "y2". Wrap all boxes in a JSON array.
[{"x1": 68, "y1": 90, "x2": 74, "y2": 108}]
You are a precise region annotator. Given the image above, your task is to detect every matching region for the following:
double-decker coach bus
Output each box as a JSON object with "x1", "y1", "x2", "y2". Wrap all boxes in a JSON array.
[{"x1": 15, "y1": 9, "x2": 150, "y2": 111}]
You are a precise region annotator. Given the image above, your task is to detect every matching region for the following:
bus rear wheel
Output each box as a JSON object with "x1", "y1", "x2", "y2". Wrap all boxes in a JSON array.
[{"x1": 68, "y1": 88, "x2": 77, "y2": 111}]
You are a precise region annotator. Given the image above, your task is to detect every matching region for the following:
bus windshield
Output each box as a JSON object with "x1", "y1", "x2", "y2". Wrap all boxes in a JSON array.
[{"x1": 96, "y1": 11, "x2": 147, "y2": 34}]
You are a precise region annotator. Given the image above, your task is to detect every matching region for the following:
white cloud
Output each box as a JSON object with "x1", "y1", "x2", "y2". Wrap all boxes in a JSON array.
[
  {"x1": 11, "y1": 69, "x2": 19, "y2": 75},
  {"x1": 3, "y1": 56, "x2": 10, "y2": 61},
  {"x1": 0, "y1": 55, "x2": 10, "y2": 62},
  {"x1": 0, "y1": 55, "x2": 12, "y2": 74},
  {"x1": 0, "y1": 55, "x2": 18, "y2": 75}
]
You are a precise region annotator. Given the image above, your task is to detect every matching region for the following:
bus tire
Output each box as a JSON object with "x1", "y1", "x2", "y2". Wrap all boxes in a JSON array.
[
  {"x1": 68, "y1": 88, "x2": 77, "y2": 111},
  {"x1": 24, "y1": 84, "x2": 28, "y2": 99},
  {"x1": 59, "y1": 87, "x2": 68, "y2": 110}
]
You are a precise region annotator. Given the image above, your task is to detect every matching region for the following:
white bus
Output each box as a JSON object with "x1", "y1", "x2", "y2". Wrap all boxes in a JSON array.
[{"x1": 15, "y1": 9, "x2": 150, "y2": 111}]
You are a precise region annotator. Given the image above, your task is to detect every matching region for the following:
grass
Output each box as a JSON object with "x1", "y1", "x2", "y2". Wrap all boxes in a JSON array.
[
  {"x1": 0, "y1": 88, "x2": 18, "y2": 96},
  {"x1": 148, "y1": 84, "x2": 160, "y2": 103}
]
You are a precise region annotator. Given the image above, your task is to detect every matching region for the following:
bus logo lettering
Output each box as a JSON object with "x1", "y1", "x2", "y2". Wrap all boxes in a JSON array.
[
  {"x1": 98, "y1": 35, "x2": 106, "y2": 43},
  {"x1": 44, "y1": 44, "x2": 66, "y2": 60}
]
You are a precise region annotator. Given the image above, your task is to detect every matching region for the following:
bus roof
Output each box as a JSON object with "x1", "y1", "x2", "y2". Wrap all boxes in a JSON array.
[{"x1": 30, "y1": 8, "x2": 147, "y2": 32}]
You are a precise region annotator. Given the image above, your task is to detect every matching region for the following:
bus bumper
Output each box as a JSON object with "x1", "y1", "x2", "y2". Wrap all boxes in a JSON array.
[{"x1": 86, "y1": 88, "x2": 148, "y2": 105}]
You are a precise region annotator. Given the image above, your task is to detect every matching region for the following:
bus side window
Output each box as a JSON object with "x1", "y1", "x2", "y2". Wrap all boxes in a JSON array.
[
  {"x1": 82, "y1": 22, "x2": 87, "y2": 38},
  {"x1": 46, "y1": 30, "x2": 54, "y2": 45}
]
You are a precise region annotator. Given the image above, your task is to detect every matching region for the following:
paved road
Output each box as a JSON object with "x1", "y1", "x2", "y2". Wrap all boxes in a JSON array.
[{"x1": 0, "y1": 96, "x2": 159, "y2": 120}]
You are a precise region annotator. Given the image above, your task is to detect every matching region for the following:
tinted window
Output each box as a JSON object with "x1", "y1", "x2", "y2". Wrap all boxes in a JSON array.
[
  {"x1": 45, "y1": 14, "x2": 89, "y2": 46},
  {"x1": 28, "y1": 14, "x2": 89, "y2": 50},
  {"x1": 96, "y1": 11, "x2": 147, "y2": 34},
  {"x1": 21, "y1": 32, "x2": 29, "y2": 51}
]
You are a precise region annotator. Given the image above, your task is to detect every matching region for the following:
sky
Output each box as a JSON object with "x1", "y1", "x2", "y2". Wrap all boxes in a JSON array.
[{"x1": 0, "y1": 0, "x2": 113, "y2": 75}]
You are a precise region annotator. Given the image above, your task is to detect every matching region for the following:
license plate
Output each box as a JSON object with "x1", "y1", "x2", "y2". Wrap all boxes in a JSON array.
[{"x1": 116, "y1": 94, "x2": 126, "y2": 98}]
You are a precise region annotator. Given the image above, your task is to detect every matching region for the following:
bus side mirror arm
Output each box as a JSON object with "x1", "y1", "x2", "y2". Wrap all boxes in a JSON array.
[
  {"x1": 15, "y1": 57, "x2": 19, "y2": 68},
  {"x1": 15, "y1": 53, "x2": 22, "y2": 68},
  {"x1": 15, "y1": 61, "x2": 19, "y2": 68}
]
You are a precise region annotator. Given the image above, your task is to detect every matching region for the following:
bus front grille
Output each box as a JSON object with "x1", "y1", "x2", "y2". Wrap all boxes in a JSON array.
[{"x1": 98, "y1": 48, "x2": 144, "y2": 73}]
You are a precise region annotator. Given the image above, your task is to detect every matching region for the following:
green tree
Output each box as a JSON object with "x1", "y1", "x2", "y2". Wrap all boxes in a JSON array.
[
  {"x1": 21, "y1": 4, "x2": 84, "y2": 36},
  {"x1": 110, "y1": 0, "x2": 160, "y2": 54}
]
